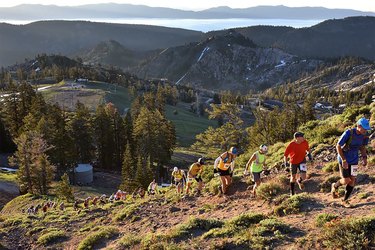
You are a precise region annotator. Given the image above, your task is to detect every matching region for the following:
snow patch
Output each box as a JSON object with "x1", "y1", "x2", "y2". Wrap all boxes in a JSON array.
[{"x1": 197, "y1": 47, "x2": 210, "y2": 62}]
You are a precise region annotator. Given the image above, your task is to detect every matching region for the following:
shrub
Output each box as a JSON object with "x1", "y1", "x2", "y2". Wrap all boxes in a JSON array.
[
  {"x1": 77, "y1": 226, "x2": 119, "y2": 250},
  {"x1": 118, "y1": 233, "x2": 142, "y2": 248},
  {"x1": 321, "y1": 216, "x2": 375, "y2": 249},
  {"x1": 37, "y1": 230, "x2": 66, "y2": 246},
  {"x1": 203, "y1": 213, "x2": 265, "y2": 239},
  {"x1": 253, "y1": 218, "x2": 291, "y2": 236},
  {"x1": 204, "y1": 176, "x2": 221, "y2": 195},
  {"x1": 229, "y1": 213, "x2": 266, "y2": 230},
  {"x1": 358, "y1": 192, "x2": 371, "y2": 199},
  {"x1": 276, "y1": 175, "x2": 290, "y2": 187},
  {"x1": 245, "y1": 218, "x2": 292, "y2": 249},
  {"x1": 322, "y1": 162, "x2": 339, "y2": 173},
  {"x1": 256, "y1": 181, "x2": 283, "y2": 201},
  {"x1": 114, "y1": 203, "x2": 139, "y2": 221},
  {"x1": 170, "y1": 217, "x2": 224, "y2": 239},
  {"x1": 315, "y1": 213, "x2": 338, "y2": 227},
  {"x1": 274, "y1": 193, "x2": 312, "y2": 216}
]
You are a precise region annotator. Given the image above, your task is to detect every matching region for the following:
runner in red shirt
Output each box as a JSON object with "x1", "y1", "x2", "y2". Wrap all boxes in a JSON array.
[{"x1": 284, "y1": 131, "x2": 312, "y2": 196}]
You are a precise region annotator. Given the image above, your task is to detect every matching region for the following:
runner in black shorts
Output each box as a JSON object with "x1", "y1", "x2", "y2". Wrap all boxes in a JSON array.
[{"x1": 332, "y1": 118, "x2": 370, "y2": 208}]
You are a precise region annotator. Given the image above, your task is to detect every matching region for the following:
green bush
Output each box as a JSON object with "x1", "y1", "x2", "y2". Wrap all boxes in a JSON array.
[
  {"x1": 37, "y1": 230, "x2": 66, "y2": 246},
  {"x1": 229, "y1": 213, "x2": 266, "y2": 230},
  {"x1": 253, "y1": 218, "x2": 291, "y2": 236},
  {"x1": 77, "y1": 226, "x2": 119, "y2": 250},
  {"x1": 315, "y1": 213, "x2": 338, "y2": 227},
  {"x1": 276, "y1": 175, "x2": 290, "y2": 187},
  {"x1": 274, "y1": 193, "x2": 312, "y2": 216},
  {"x1": 170, "y1": 217, "x2": 224, "y2": 239},
  {"x1": 118, "y1": 233, "x2": 142, "y2": 248},
  {"x1": 322, "y1": 162, "x2": 339, "y2": 173},
  {"x1": 114, "y1": 203, "x2": 139, "y2": 221},
  {"x1": 321, "y1": 216, "x2": 375, "y2": 249},
  {"x1": 204, "y1": 176, "x2": 221, "y2": 195},
  {"x1": 203, "y1": 213, "x2": 265, "y2": 239},
  {"x1": 245, "y1": 218, "x2": 292, "y2": 249},
  {"x1": 358, "y1": 192, "x2": 371, "y2": 199},
  {"x1": 256, "y1": 181, "x2": 283, "y2": 201}
]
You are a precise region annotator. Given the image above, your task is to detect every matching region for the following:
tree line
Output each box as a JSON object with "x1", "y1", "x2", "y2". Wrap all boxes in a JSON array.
[{"x1": 0, "y1": 81, "x2": 176, "y2": 194}]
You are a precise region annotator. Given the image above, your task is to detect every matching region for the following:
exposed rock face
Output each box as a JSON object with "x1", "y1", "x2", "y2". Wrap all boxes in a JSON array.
[{"x1": 135, "y1": 31, "x2": 321, "y2": 91}]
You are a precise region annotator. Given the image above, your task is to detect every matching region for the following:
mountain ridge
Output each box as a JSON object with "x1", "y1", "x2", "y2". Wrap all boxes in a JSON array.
[{"x1": 0, "y1": 4, "x2": 373, "y2": 20}]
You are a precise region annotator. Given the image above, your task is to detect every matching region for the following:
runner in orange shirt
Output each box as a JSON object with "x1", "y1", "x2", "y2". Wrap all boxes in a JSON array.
[{"x1": 284, "y1": 131, "x2": 313, "y2": 196}]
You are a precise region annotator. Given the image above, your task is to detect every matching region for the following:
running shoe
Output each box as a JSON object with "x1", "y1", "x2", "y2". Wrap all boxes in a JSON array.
[
  {"x1": 331, "y1": 183, "x2": 338, "y2": 198},
  {"x1": 341, "y1": 199, "x2": 352, "y2": 208}
]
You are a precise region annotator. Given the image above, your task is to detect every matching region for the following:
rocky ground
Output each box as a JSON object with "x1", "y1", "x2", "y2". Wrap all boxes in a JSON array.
[{"x1": 1, "y1": 159, "x2": 374, "y2": 249}]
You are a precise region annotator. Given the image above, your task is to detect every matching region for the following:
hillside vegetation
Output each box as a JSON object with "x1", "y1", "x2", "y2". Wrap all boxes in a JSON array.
[{"x1": 1, "y1": 103, "x2": 374, "y2": 249}]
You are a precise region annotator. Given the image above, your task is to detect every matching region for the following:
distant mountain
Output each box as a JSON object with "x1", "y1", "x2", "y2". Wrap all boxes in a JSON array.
[
  {"x1": 134, "y1": 30, "x2": 322, "y2": 90},
  {"x1": 79, "y1": 40, "x2": 156, "y2": 69},
  {"x1": 0, "y1": 4, "x2": 373, "y2": 20},
  {"x1": 217, "y1": 16, "x2": 375, "y2": 60},
  {"x1": 0, "y1": 20, "x2": 203, "y2": 67}
]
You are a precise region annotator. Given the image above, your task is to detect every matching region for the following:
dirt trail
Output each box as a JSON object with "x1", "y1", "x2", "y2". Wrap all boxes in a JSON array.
[
  {"x1": 63, "y1": 160, "x2": 375, "y2": 249},
  {"x1": 1, "y1": 160, "x2": 374, "y2": 249}
]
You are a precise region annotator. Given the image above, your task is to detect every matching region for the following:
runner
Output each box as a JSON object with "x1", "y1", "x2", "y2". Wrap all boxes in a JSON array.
[
  {"x1": 284, "y1": 132, "x2": 312, "y2": 196},
  {"x1": 245, "y1": 144, "x2": 268, "y2": 197},
  {"x1": 171, "y1": 167, "x2": 186, "y2": 195},
  {"x1": 331, "y1": 117, "x2": 370, "y2": 208},
  {"x1": 214, "y1": 147, "x2": 238, "y2": 195},
  {"x1": 185, "y1": 158, "x2": 205, "y2": 196},
  {"x1": 147, "y1": 179, "x2": 159, "y2": 195}
]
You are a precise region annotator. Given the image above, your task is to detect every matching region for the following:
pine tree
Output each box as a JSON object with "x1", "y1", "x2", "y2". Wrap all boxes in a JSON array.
[
  {"x1": 135, "y1": 155, "x2": 153, "y2": 189},
  {"x1": 44, "y1": 104, "x2": 74, "y2": 172},
  {"x1": 106, "y1": 103, "x2": 125, "y2": 171},
  {"x1": 133, "y1": 107, "x2": 176, "y2": 169},
  {"x1": 10, "y1": 131, "x2": 54, "y2": 194},
  {"x1": 55, "y1": 173, "x2": 74, "y2": 202},
  {"x1": 68, "y1": 102, "x2": 94, "y2": 164},
  {"x1": 93, "y1": 104, "x2": 113, "y2": 169},
  {"x1": 120, "y1": 142, "x2": 137, "y2": 191}
]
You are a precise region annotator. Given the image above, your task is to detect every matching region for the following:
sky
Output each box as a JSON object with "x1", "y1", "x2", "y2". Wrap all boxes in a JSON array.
[{"x1": 0, "y1": 0, "x2": 374, "y2": 12}]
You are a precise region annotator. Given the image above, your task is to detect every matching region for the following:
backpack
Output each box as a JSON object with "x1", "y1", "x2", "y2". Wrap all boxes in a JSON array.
[{"x1": 343, "y1": 128, "x2": 369, "y2": 151}]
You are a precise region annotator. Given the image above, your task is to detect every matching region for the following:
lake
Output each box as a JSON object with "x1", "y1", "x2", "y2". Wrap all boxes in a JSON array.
[{"x1": 0, "y1": 18, "x2": 324, "y2": 32}]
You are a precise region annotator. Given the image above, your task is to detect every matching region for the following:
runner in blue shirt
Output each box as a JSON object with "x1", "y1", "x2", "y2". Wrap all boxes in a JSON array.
[{"x1": 331, "y1": 117, "x2": 370, "y2": 208}]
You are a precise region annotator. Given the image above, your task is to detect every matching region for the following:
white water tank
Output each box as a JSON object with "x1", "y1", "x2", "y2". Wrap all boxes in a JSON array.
[{"x1": 74, "y1": 164, "x2": 93, "y2": 185}]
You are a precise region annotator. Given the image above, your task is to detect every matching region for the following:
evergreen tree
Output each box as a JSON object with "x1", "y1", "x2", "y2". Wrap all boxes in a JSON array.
[
  {"x1": 55, "y1": 173, "x2": 74, "y2": 202},
  {"x1": 43, "y1": 104, "x2": 74, "y2": 172},
  {"x1": 93, "y1": 104, "x2": 114, "y2": 169},
  {"x1": 10, "y1": 131, "x2": 54, "y2": 194},
  {"x1": 133, "y1": 107, "x2": 176, "y2": 169},
  {"x1": 135, "y1": 155, "x2": 153, "y2": 189},
  {"x1": 68, "y1": 102, "x2": 94, "y2": 164},
  {"x1": 193, "y1": 103, "x2": 245, "y2": 154},
  {"x1": 106, "y1": 103, "x2": 125, "y2": 170},
  {"x1": 120, "y1": 142, "x2": 137, "y2": 191}
]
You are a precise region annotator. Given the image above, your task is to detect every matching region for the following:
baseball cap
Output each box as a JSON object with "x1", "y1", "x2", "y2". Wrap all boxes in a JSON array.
[
  {"x1": 357, "y1": 117, "x2": 370, "y2": 130},
  {"x1": 294, "y1": 131, "x2": 304, "y2": 138},
  {"x1": 230, "y1": 147, "x2": 238, "y2": 155}
]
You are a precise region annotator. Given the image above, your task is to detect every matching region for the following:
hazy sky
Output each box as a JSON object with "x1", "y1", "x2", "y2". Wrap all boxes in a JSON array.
[{"x1": 0, "y1": 0, "x2": 374, "y2": 12}]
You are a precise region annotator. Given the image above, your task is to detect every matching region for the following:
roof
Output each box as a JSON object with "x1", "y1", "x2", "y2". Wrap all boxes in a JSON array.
[{"x1": 75, "y1": 164, "x2": 93, "y2": 172}]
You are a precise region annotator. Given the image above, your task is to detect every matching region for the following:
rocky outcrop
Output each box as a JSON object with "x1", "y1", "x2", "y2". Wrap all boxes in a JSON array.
[{"x1": 134, "y1": 31, "x2": 321, "y2": 91}]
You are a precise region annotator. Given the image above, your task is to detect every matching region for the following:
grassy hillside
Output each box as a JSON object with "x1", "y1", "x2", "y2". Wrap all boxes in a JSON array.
[
  {"x1": 41, "y1": 81, "x2": 215, "y2": 147},
  {"x1": 0, "y1": 161, "x2": 374, "y2": 249},
  {"x1": 1, "y1": 103, "x2": 374, "y2": 249}
]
